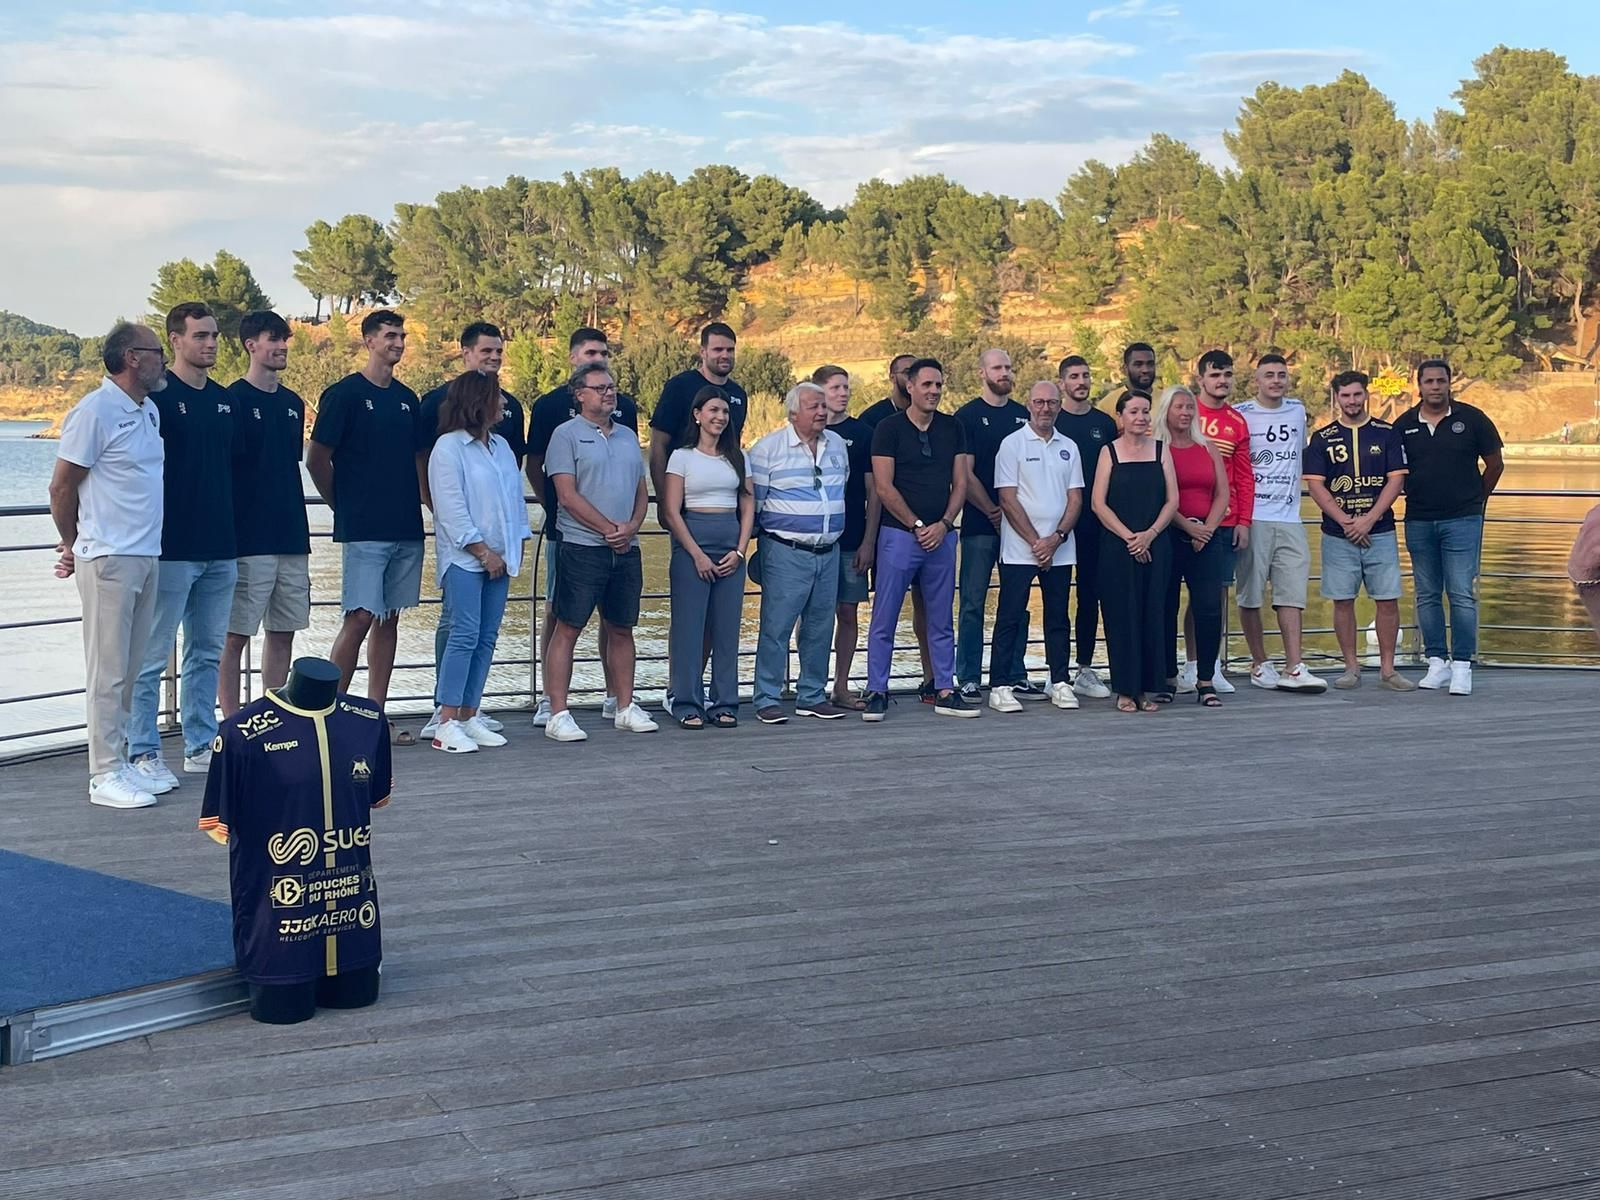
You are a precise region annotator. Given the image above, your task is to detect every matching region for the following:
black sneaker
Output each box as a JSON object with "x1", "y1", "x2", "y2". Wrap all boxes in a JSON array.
[
  {"x1": 1012, "y1": 680, "x2": 1048, "y2": 701},
  {"x1": 933, "y1": 689, "x2": 981, "y2": 718},
  {"x1": 957, "y1": 682, "x2": 982, "y2": 701},
  {"x1": 918, "y1": 679, "x2": 936, "y2": 704},
  {"x1": 862, "y1": 692, "x2": 889, "y2": 722}
]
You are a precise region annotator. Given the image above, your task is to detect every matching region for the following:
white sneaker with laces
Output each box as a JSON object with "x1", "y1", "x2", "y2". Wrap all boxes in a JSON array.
[
  {"x1": 461, "y1": 715, "x2": 507, "y2": 747},
  {"x1": 421, "y1": 707, "x2": 442, "y2": 738},
  {"x1": 1072, "y1": 666, "x2": 1111, "y2": 699},
  {"x1": 1250, "y1": 661, "x2": 1282, "y2": 690},
  {"x1": 1049, "y1": 681, "x2": 1080, "y2": 710},
  {"x1": 614, "y1": 701, "x2": 659, "y2": 733},
  {"x1": 532, "y1": 696, "x2": 552, "y2": 727},
  {"x1": 1449, "y1": 661, "x2": 1473, "y2": 696},
  {"x1": 432, "y1": 719, "x2": 479, "y2": 753},
  {"x1": 1212, "y1": 659, "x2": 1236, "y2": 694},
  {"x1": 1278, "y1": 663, "x2": 1328, "y2": 693},
  {"x1": 602, "y1": 695, "x2": 619, "y2": 719},
  {"x1": 129, "y1": 754, "x2": 179, "y2": 795},
  {"x1": 545, "y1": 710, "x2": 587, "y2": 742},
  {"x1": 1418, "y1": 657, "x2": 1451, "y2": 690},
  {"x1": 987, "y1": 685, "x2": 1022, "y2": 713},
  {"x1": 1176, "y1": 661, "x2": 1198, "y2": 694},
  {"x1": 183, "y1": 748, "x2": 212, "y2": 774},
  {"x1": 479, "y1": 713, "x2": 504, "y2": 732},
  {"x1": 91, "y1": 770, "x2": 157, "y2": 809}
]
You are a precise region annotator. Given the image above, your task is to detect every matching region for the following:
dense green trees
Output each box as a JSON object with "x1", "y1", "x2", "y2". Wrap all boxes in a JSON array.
[{"x1": 293, "y1": 215, "x2": 394, "y2": 319}]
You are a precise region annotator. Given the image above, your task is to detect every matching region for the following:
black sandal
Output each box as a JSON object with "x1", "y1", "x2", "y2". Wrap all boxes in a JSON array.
[
  {"x1": 677, "y1": 712, "x2": 705, "y2": 730},
  {"x1": 1196, "y1": 684, "x2": 1222, "y2": 707},
  {"x1": 1151, "y1": 692, "x2": 1175, "y2": 704},
  {"x1": 710, "y1": 711, "x2": 738, "y2": 728}
]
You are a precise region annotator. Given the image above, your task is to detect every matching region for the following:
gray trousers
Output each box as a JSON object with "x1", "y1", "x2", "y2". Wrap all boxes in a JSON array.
[{"x1": 668, "y1": 511, "x2": 746, "y2": 717}]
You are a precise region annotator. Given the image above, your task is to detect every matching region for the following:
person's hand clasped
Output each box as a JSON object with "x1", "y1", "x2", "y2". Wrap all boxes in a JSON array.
[
  {"x1": 916, "y1": 522, "x2": 943, "y2": 551},
  {"x1": 714, "y1": 549, "x2": 742, "y2": 578},
  {"x1": 691, "y1": 549, "x2": 717, "y2": 581},
  {"x1": 479, "y1": 548, "x2": 507, "y2": 579},
  {"x1": 53, "y1": 542, "x2": 74, "y2": 579},
  {"x1": 604, "y1": 521, "x2": 633, "y2": 552},
  {"x1": 1030, "y1": 534, "x2": 1057, "y2": 567}
]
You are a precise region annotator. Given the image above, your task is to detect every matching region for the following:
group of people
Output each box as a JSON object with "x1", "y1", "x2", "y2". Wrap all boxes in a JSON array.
[{"x1": 49, "y1": 303, "x2": 1505, "y2": 806}]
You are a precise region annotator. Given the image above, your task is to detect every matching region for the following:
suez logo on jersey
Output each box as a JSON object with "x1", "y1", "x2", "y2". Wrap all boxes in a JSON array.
[{"x1": 267, "y1": 825, "x2": 373, "y2": 866}]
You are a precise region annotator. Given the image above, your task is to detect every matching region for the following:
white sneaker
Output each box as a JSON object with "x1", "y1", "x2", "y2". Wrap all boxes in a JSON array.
[
  {"x1": 1419, "y1": 657, "x2": 1451, "y2": 690},
  {"x1": 602, "y1": 695, "x2": 619, "y2": 719},
  {"x1": 1250, "y1": 661, "x2": 1282, "y2": 690},
  {"x1": 1449, "y1": 661, "x2": 1473, "y2": 696},
  {"x1": 1049, "y1": 681, "x2": 1080, "y2": 710},
  {"x1": 129, "y1": 753, "x2": 179, "y2": 794},
  {"x1": 461, "y1": 715, "x2": 507, "y2": 747},
  {"x1": 1072, "y1": 666, "x2": 1111, "y2": 699},
  {"x1": 479, "y1": 713, "x2": 504, "y2": 732},
  {"x1": 421, "y1": 707, "x2": 442, "y2": 738},
  {"x1": 183, "y1": 748, "x2": 212, "y2": 774},
  {"x1": 1278, "y1": 663, "x2": 1328, "y2": 693},
  {"x1": 91, "y1": 770, "x2": 157, "y2": 809},
  {"x1": 1212, "y1": 660, "x2": 1236, "y2": 694},
  {"x1": 987, "y1": 685, "x2": 1022, "y2": 713},
  {"x1": 545, "y1": 710, "x2": 587, "y2": 742},
  {"x1": 613, "y1": 701, "x2": 658, "y2": 733},
  {"x1": 1176, "y1": 661, "x2": 1198, "y2": 694},
  {"x1": 532, "y1": 696, "x2": 552, "y2": 727},
  {"x1": 431, "y1": 719, "x2": 479, "y2": 753}
]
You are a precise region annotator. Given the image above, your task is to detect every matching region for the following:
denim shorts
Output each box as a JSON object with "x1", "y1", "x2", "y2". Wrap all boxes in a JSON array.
[
  {"x1": 544, "y1": 535, "x2": 561, "y2": 603},
  {"x1": 555, "y1": 542, "x2": 643, "y2": 628},
  {"x1": 341, "y1": 540, "x2": 423, "y2": 618},
  {"x1": 1320, "y1": 530, "x2": 1402, "y2": 601},
  {"x1": 837, "y1": 550, "x2": 870, "y2": 604}
]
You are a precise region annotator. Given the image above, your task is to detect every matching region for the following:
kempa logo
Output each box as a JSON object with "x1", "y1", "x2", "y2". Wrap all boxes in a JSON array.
[
  {"x1": 267, "y1": 828, "x2": 319, "y2": 866},
  {"x1": 264, "y1": 738, "x2": 300, "y2": 752}
]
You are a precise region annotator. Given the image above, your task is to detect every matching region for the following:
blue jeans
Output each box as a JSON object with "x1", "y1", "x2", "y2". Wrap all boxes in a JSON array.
[
  {"x1": 436, "y1": 565, "x2": 510, "y2": 709},
  {"x1": 129, "y1": 558, "x2": 238, "y2": 759},
  {"x1": 753, "y1": 538, "x2": 839, "y2": 709},
  {"x1": 1405, "y1": 515, "x2": 1483, "y2": 662},
  {"x1": 433, "y1": 590, "x2": 452, "y2": 706},
  {"x1": 956, "y1": 534, "x2": 1024, "y2": 686}
]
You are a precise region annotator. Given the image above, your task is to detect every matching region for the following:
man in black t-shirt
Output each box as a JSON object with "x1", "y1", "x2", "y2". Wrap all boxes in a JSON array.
[
  {"x1": 221, "y1": 311, "x2": 313, "y2": 719},
  {"x1": 307, "y1": 310, "x2": 424, "y2": 731},
  {"x1": 525, "y1": 326, "x2": 641, "y2": 726},
  {"x1": 954, "y1": 349, "x2": 1032, "y2": 699},
  {"x1": 127, "y1": 302, "x2": 240, "y2": 792},
  {"x1": 1054, "y1": 354, "x2": 1118, "y2": 698},
  {"x1": 648, "y1": 322, "x2": 746, "y2": 506},
  {"x1": 815, "y1": 365, "x2": 877, "y2": 708},
  {"x1": 1392, "y1": 359, "x2": 1505, "y2": 695},
  {"x1": 863, "y1": 358, "x2": 976, "y2": 721}
]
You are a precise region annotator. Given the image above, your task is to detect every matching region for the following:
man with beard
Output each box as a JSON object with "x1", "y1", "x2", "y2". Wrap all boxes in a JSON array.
[
  {"x1": 1191, "y1": 348, "x2": 1253, "y2": 694},
  {"x1": 1103, "y1": 342, "x2": 1158, "y2": 411},
  {"x1": 1054, "y1": 354, "x2": 1117, "y2": 698}
]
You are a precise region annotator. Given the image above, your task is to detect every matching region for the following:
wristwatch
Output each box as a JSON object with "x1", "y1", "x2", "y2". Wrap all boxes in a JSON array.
[
  {"x1": 941, "y1": 517, "x2": 956, "y2": 532},
  {"x1": 913, "y1": 519, "x2": 926, "y2": 529},
  {"x1": 1054, "y1": 529, "x2": 1069, "y2": 542}
]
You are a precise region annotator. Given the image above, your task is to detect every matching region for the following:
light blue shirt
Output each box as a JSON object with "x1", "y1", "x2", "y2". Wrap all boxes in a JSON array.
[
  {"x1": 427, "y1": 430, "x2": 531, "y2": 577},
  {"x1": 748, "y1": 425, "x2": 847, "y2": 546},
  {"x1": 544, "y1": 415, "x2": 645, "y2": 548}
]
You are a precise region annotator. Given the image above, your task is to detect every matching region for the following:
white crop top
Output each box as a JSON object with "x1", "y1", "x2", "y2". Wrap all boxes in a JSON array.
[{"x1": 666, "y1": 447, "x2": 742, "y2": 508}]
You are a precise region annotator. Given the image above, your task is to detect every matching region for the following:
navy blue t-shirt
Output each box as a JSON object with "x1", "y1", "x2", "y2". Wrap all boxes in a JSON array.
[
  {"x1": 1055, "y1": 405, "x2": 1119, "y2": 518},
  {"x1": 528, "y1": 385, "x2": 640, "y2": 537},
  {"x1": 649, "y1": 369, "x2": 748, "y2": 450},
  {"x1": 310, "y1": 373, "x2": 424, "y2": 543},
  {"x1": 858, "y1": 396, "x2": 905, "y2": 429},
  {"x1": 152, "y1": 371, "x2": 238, "y2": 561},
  {"x1": 417, "y1": 383, "x2": 527, "y2": 465},
  {"x1": 228, "y1": 379, "x2": 311, "y2": 558},
  {"x1": 954, "y1": 396, "x2": 1029, "y2": 537},
  {"x1": 830, "y1": 414, "x2": 875, "y2": 552},
  {"x1": 200, "y1": 691, "x2": 391, "y2": 986}
]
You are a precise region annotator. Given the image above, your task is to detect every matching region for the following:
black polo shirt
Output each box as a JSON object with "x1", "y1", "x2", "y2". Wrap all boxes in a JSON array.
[
  {"x1": 310, "y1": 373, "x2": 424, "y2": 543},
  {"x1": 829, "y1": 414, "x2": 874, "y2": 552},
  {"x1": 152, "y1": 371, "x2": 238, "y2": 561},
  {"x1": 228, "y1": 379, "x2": 311, "y2": 557},
  {"x1": 1393, "y1": 402, "x2": 1503, "y2": 521},
  {"x1": 649, "y1": 369, "x2": 748, "y2": 450},
  {"x1": 870, "y1": 410, "x2": 967, "y2": 532},
  {"x1": 417, "y1": 384, "x2": 526, "y2": 465},
  {"x1": 527, "y1": 385, "x2": 640, "y2": 538}
]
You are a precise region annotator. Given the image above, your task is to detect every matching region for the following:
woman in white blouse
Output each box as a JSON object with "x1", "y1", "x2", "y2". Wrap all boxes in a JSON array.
[
  {"x1": 426, "y1": 370, "x2": 532, "y2": 753},
  {"x1": 661, "y1": 386, "x2": 754, "y2": 728}
]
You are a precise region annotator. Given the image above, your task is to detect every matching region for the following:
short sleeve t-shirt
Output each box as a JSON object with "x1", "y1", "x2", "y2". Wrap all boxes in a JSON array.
[
  {"x1": 829, "y1": 414, "x2": 875, "y2": 552},
  {"x1": 666, "y1": 447, "x2": 742, "y2": 509},
  {"x1": 1304, "y1": 417, "x2": 1408, "y2": 538},
  {"x1": 310, "y1": 373, "x2": 424, "y2": 543},
  {"x1": 1234, "y1": 397, "x2": 1308, "y2": 523},
  {"x1": 527, "y1": 385, "x2": 639, "y2": 537},
  {"x1": 870, "y1": 410, "x2": 967, "y2": 531},
  {"x1": 151, "y1": 372, "x2": 238, "y2": 561},
  {"x1": 417, "y1": 383, "x2": 527, "y2": 464},
  {"x1": 1392, "y1": 402, "x2": 1504, "y2": 521},
  {"x1": 544, "y1": 418, "x2": 644, "y2": 547},
  {"x1": 993, "y1": 425, "x2": 1084, "y2": 567},
  {"x1": 1054, "y1": 406, "x2": 1118, "y2": 511},
  {"x1": 954, "y1": 396, "x2": 1030, "y2": 537},
  {"x1": 228, "y1": 380, "x2": 311, "y2": 558},
  {"x1": 650, "y1": 369, "x2": 748, "y2": 450},
  {"x1": 858, "y1": 396, "x2": 904, "y2": 429},
  {"x1": 198, "y1": 691, "x2": 391, "y2": 986}
]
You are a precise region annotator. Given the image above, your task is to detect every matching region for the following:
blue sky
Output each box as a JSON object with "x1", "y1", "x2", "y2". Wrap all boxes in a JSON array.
[{"x1": 1, "y1": 0, "x2": 1593, "y2": 332}]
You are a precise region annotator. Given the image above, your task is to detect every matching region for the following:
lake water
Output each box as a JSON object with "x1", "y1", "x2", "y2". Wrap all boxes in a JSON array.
[{"x1": 2, "y1": 417, "x2": 1595, "y2": 755}]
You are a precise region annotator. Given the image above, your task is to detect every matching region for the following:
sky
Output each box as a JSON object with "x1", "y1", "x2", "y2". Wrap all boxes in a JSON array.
[{"x1": 0, "y1": 0, "x2": 1594, "y2": 334}]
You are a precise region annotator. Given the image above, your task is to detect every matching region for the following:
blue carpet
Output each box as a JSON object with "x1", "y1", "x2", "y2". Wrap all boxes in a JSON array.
[{"x1": 0, "y1": 849, "x2": 234, "y2": 1016}]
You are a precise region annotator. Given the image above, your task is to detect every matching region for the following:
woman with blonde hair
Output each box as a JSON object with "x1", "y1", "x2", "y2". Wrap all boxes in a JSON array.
[{"x1": 1155, "y1": 385, "x2": 1229, "y2": 706}]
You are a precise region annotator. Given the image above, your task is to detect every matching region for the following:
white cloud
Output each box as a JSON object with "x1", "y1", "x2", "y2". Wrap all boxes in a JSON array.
[{"x1": 1088, "y1": 0, "x2": 1182, "y2": 21}]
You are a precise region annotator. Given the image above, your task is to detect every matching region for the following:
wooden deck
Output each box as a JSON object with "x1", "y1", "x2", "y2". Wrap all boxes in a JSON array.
[{"x1": 4, "y1": 669, "x2": 1600, "y2": 1199}]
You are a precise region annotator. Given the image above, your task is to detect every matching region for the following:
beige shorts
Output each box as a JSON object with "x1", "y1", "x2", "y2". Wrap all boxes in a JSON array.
[
  {"x1": 229, "y1": 554, "x2": 312, "y2": 635},
  {"x1": 1236, "y1": 520, "x2": 1309, "y2": 610}
]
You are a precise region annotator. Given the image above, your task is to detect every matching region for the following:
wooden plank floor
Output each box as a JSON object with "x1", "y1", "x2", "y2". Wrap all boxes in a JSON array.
[{"x1": 4, "y1": 669, "x2": 1600, "y2": 1198}]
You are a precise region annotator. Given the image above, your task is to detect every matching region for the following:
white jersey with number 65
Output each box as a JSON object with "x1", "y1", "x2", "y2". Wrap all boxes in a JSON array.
[{"x1": 1235, "y1": 397, "x2": 1307, "y2": 523}]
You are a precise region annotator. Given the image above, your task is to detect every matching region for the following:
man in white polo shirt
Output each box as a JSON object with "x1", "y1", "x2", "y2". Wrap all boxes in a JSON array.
[
  {"x1": 988, "y1": 380, "x2": 1084, "y2": 712},
  {"x1": 47, "y1": 322, "x2": 169, "y2": 809}
]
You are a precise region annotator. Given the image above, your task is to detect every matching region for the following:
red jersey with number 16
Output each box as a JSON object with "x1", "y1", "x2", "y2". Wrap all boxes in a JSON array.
[{"x1": 1195, "y1": 401, "x2": 1254, "y2": 528}]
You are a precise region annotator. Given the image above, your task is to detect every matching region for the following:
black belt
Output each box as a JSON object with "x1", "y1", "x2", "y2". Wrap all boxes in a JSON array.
[{"x1": 762, "y1": 531, "x2": 838, "y2": 555}]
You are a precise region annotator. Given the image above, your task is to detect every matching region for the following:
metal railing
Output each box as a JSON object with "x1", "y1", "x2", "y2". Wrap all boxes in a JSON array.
[{"x1": 2, "y1": 488, "x2": 1596, "y2": 762}]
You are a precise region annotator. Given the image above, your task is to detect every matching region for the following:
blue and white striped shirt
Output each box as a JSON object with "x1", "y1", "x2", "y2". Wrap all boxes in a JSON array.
[{"x1": 748, "y1": 426, "x2": 848, "y2": 546}]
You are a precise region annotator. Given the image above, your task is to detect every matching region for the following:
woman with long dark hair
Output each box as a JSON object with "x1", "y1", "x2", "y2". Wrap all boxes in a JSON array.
[
  {"x1": 660, "y1": 386, "x2": 753, "y2": 727},
  {"x1": 426, "y1": 370, "x2": 531, "y2": 752}
]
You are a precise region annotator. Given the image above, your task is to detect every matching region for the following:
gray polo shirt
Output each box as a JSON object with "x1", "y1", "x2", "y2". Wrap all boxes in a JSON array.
[{"x1": 544, "y1": 415, "x2": 645, "y2": 548}]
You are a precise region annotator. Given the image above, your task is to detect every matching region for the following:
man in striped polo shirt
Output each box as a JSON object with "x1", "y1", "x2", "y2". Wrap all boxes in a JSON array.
[{"x1": 748, "y1": 382, "x2": 849, "y2": 723}]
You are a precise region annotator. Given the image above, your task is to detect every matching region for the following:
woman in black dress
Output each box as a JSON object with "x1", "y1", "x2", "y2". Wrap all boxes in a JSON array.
[{"x1": 1091, "y1": 390, "x2": 1179, "y2": 712}]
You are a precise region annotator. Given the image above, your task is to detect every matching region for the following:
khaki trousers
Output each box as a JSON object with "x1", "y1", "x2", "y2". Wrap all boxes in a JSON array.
[{"x1": 76, "y1": 554, "x2": 159, "y2": 778}]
